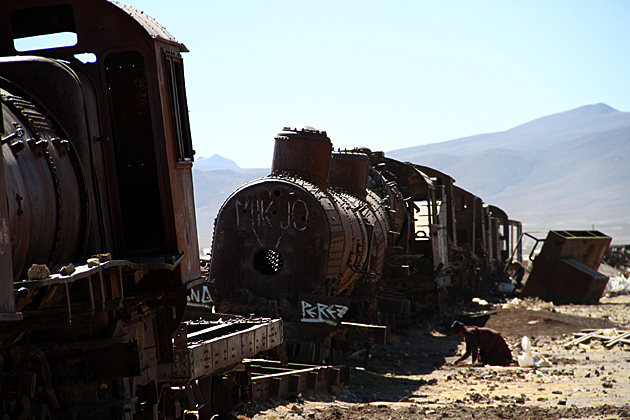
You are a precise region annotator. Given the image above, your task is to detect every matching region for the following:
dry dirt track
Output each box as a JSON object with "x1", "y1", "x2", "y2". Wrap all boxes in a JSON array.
[{"x1": 240, "y1": 295, "x2": 630, "y2": 420}]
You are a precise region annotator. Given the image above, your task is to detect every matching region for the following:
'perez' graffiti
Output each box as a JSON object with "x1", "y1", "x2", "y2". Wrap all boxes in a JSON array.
[{"x1": 300, "y1": 301, "x2": 348, "y2": 326}]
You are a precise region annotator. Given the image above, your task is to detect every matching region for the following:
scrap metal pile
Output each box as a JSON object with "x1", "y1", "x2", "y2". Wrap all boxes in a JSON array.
[{"x1": 604, "y1": 245, "x2": 630, "y2": 273}]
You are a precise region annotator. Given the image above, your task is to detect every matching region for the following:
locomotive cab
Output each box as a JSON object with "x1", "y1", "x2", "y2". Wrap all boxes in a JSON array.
[
  {"x1": 0, "y1": 2, "x2": 207, "y2": 419},
  {"x1": 0, "y1": 0, "x2": 200, "y2": 290}
]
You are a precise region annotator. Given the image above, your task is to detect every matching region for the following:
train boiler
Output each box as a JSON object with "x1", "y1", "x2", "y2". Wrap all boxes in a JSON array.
[{"x1": 209, "y1": 127, "x2": 386, "y2": 363}]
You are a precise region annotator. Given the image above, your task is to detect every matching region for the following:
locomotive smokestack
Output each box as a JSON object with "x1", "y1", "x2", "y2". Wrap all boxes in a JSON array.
[
  {"x1": 329, "y1": 150, "x2": 370, "y2": 200},
  {"x1": 271, "y1": 126, "x2": 332, "y2": 190}
]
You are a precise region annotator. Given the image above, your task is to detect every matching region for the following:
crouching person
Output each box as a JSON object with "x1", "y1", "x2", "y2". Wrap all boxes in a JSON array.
[{"x1": 451, "y1": 321, "x2": 512, "y2": 366}]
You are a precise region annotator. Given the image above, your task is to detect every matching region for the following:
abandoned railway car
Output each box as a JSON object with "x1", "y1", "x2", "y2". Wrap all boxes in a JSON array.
[
  {"x1": 208, "y1": 127, "x2": 522, "y2": 364},
  {"x1": 0, "y1": 1, "x2": 284, "y2": 419}
]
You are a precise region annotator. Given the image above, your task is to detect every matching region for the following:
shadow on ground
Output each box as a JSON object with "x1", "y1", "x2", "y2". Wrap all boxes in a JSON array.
[{"x1": 338, "y1": 326, "x2": 463, "y2": 402}]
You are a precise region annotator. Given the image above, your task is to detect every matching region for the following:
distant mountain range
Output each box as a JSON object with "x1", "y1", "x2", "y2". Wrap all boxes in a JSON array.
[
  {"x1": 193, "y1": 103, "x2": 630, "y2": 251},
  {"x1": 387, "y1": 103, "x2": 630, "y2": 245}
]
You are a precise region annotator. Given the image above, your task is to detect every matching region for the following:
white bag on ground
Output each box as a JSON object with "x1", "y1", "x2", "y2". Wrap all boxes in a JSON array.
[{"x1": 518, "y1": 336, "x2": 552, "y2": 368}]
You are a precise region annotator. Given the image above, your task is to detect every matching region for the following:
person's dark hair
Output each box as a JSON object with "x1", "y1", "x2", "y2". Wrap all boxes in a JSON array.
[{"x1": 451, "y1": 321, "x2": 464, "y2": 333}]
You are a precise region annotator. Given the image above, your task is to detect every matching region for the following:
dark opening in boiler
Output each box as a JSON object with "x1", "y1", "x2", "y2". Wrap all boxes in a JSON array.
[{"x1": 253, "y1": 249, "x2": 283, "y2": 275}]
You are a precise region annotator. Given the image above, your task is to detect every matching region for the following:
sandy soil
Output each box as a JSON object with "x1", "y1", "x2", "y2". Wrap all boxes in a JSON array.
[{"x1": 239, "y1": 294, "x2": 630, "y2": 420}]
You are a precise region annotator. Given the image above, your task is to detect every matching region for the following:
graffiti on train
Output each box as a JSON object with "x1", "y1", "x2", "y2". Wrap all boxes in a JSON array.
[
  {"x1": 301, "y1": 301, "x2": 349, "y2": 325},
  {"x1": 188, "y1": 284, "x2": 213, "y2": 305},
  {"x1": 235, "y1": 196, "x2": 309, "y2": 231}
]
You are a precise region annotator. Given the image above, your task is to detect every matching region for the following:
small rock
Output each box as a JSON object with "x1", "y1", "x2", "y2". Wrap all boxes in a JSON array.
[
  {"x1": 557, "y1": 400, "x2": 567, "y2": 405},
  {"x1": 60, "y1": 263, "x2": 75, "y2": 276},
  {"x1": 552, "y1": 390, "x2": 562, "y2": 395},
  {"x1": 92, "y1": 253, "x2": 112, "y2": 262},
  {"x1": 27, "y1": 264, "x2": 50, "y2": 280},
  {"x1": 87, "y1": 258, "x2": 101, "y2": 267}
]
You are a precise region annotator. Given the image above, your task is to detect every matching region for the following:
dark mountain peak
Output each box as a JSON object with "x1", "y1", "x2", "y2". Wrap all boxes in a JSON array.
[{"x1": 194, "y1": 154, "x2": 241, "y2": 171}]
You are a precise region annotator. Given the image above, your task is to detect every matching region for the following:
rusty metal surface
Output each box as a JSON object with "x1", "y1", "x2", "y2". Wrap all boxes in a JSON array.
[
  {"x1": 1, "y1": 80, "x2": 86, "y2": 281},
  {"x1": 161, "y1": 318, "x2": 283, "y2": 382},
  {"x1": 209, "y1": 130, "x2": 396, "y2": 363},
  {"x1": 112, "y1": 3, "x2": 189, "y2": 51},
  {"x1": 0, "y1": 0, "x2": 186, "y2": 58},
  {"x1": 0, "y1": 115, "x2": 15, "y2": 317},
  {"x1": 329, "y1": 151, "x2": 370, "y2": 200},
  {"x1": 1, "y1": 0, "x2": 201, "y2": 287},
  {"x1": 271, "y1": 126, "x2": 333, "y2": 190},
  {"x1": 210, "y1": 137, "x2": 378, "y2": 321},
  {"x1": 521, "y1": 230, "x2": 612, "y2": 304},
  {"x1": 487, "y1": 205, "x2": 522, "y2": 266},
  {"x1": 413, "y1": 165, "x2": 457, "y2": 246},
  {"x1": 366, "y1": 153, "x2": 446, "y2": 318},
  {"x1": 247, "y1": 359, "x2": 350, "y2": 401},
  {"x1": 210, "y1": 177, "x2": 337, "y2": 314},
  {"x1": 453, "y1": 185, "x2": 485, "y2": 254},
  {"x1": 0, "y1": 1, "x2": 203, "y2": 418},
  {"x1": 0, "y1": 3, "x2": 540, "y2": 418}
]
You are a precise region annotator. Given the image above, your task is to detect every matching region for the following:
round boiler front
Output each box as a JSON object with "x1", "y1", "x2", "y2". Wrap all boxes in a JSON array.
[{"x1": 209, "y1": 177, "x2": 335, "y2": 316}]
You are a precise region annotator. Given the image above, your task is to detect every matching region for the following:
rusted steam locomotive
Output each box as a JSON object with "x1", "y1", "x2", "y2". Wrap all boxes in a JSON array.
[
  {"x1": 1, "y1": 1, "x2": 283, "y2": 419},
  {"x1": 0, "y1": 0, "x2": 523, "y2": 418},
  {"x1": 208, "y1": 126, "x2": 522, "y2": 364}
]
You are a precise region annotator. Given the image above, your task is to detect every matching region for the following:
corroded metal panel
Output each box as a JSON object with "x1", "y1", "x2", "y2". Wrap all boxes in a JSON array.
[
  {"x1": 0, "y1": 136, "x2": 18, "y2": 318},
  {"x1": 521, "y1": 230, "x2": 612, "y2": 304},
  {"x1": 271, "y1": 126, "x2": 332, "y2": 190},
  {"x1": 330, "y1": 151, "x2": 370, "y2": 200},
  {"x1": 248, "y1": 360, "x2": 344, "y2": 401},
  {"x1": 1, "y1": 83, "x2": 85, "y2": 281}
]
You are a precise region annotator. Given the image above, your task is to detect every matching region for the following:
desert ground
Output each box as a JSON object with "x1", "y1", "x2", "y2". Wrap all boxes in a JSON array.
[{"x1": 237, "y1": 258, "x2": 630, "y2": 420}]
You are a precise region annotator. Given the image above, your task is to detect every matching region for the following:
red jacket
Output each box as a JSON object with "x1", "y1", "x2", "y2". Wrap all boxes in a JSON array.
[{"x1": 459, "y1": 326, "x2": 500, "y2": 363}]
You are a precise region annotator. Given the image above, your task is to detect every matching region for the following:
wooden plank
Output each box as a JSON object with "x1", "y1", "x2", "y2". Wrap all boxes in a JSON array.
[
  {"x1": 606, "y1": 331, "x2": 630, "y2": 348},
  {"x1": 565, "y1": 329, "x2": 604, "y2": 347}
]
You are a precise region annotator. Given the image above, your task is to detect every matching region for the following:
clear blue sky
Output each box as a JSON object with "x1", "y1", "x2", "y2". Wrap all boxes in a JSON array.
[{"x1": 123, "y1": 0, "x2": 629, "y2": 168}]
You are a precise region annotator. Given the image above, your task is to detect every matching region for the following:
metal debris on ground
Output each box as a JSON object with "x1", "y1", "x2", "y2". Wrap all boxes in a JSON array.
[
  {"x1": 500, "y1": 297, "x2": 554, "y2": 311},
  {"x1": 604, "y1": 245, "x2": 630, "y2": 275},
  {"x1": 604, "y1": 274, "x2": 630, "y2": 296},
  {"x1": 520, "y1": 230, "x2": 612, "y2": 304},
  {"x1": 565, "y1": 328, "x2": 630, "y2": 348}
]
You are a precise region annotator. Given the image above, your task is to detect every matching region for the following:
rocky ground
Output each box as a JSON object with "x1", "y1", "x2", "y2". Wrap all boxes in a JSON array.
[{"x1": 236, "y1": 264, "x2": 630, "y2": 420}]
